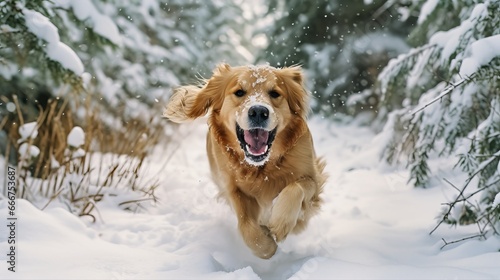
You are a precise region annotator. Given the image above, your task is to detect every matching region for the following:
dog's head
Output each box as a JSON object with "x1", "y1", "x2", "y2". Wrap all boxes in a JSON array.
[{"x1": 164, "y1": 64, "x2": 309, "y2": 166}]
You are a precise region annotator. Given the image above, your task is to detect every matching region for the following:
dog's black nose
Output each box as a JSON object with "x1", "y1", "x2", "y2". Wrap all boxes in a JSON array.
[{"x1": 248, "y1": 105, "x2": 269, "y2": 126}]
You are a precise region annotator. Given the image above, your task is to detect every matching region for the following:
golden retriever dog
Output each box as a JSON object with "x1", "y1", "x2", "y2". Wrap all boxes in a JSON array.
[{"x1": 164, "y1": 64, "x2": 327, "y2": 259}]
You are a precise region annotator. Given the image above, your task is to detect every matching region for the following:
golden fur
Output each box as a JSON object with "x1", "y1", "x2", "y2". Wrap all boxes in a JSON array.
[{"x1": 164, "y1": 64, "x2": 327, "y2": 259}]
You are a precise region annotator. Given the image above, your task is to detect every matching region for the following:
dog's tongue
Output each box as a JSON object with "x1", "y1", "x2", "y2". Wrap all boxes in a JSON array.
[{"x1": 244, "y1": 129, "x2": 269, "y2": 155}]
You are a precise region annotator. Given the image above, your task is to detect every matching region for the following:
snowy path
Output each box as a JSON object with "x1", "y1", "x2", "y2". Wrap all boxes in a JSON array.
[{"x1": 1, "y1": 118, "x2": 499, "y2": 279}]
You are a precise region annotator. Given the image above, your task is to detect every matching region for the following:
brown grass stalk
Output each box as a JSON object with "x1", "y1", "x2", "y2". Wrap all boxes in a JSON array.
[{"x1": 1, "y1": 92, "x2": 171, "y2": 222}]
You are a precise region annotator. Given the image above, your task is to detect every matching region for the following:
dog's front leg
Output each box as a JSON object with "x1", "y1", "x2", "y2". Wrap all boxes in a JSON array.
[
  {"x1": 230, "y1": 188, "x2": 277, "y2": 259},
  {"x1": 269, "y1": 178, "x2": 316, "y2": 242}
]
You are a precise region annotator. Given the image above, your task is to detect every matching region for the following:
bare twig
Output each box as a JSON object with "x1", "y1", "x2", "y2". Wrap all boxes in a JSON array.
[{"x1": 440, "y1": 232, "x2": 487, "y2": 249}]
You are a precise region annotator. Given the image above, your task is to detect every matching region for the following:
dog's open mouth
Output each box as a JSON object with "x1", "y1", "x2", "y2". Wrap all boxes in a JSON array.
[{"x1": 236, "y1": 124, "x2": 277, "y2": 165}]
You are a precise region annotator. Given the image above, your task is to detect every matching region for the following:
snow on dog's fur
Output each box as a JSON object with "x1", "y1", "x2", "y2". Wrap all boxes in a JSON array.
[{"x1": 164, "y1": 64, "x2": 327, "y2": 259}]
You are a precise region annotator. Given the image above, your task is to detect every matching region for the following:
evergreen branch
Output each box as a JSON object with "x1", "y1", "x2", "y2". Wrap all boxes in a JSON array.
[
  {"x1": 445, "y1": 176, "x2": 500, "y2": 202},
  {"x1": 470, "y1": 150, "x2": 500, "y2": 179},
  {"x1": 475, "y1": 206, "x2": 500, "y2": 231},
  {"x1": 483, "y1": 211, "x2": 500, "y2": 235},
  {"x1": 430, "y1": 150, "x2": 500, "y2": 235},
  {"x1": 411, "y1": 77, "x2": 472, "y2": 116},
  {"x1": 450, "y1": 177, "x2": 500, "y2": 204},
  {"x1": 379, "y1": 44, "x2": 437, "y2": 81},
  {"x1": 372, "y1": 0, "x2": 395, "y2": 20}
]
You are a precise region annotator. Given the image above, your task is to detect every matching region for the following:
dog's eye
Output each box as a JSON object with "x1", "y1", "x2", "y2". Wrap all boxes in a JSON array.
[
  {"x1": 269, "y1": 90, "x2": 280, "y2": 99},
  {"x1": 234, "y1": 90, "x2": 246, "y2": 97}
]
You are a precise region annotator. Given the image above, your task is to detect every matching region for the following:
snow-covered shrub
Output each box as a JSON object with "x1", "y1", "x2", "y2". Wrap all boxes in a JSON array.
[
  {"x1": 1, "y1": 98, "x2": 166, "y2": 219},
  {"x1": 377, "y1": 0, "x2": 500, "y2": 235}
]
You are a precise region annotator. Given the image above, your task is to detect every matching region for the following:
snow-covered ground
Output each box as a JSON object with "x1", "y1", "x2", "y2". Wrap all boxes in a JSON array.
[{"x1": 1, "y1": 117, "x2": 499, "y2": 279}]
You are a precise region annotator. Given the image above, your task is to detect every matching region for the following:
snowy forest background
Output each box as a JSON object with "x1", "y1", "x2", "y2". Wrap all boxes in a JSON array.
[{"x1": 1, "y1": 0, "x2": 500, "y2": 245}]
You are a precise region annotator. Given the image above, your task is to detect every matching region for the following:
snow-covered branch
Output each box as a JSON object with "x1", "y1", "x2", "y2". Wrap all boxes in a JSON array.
[{"x1": 410, "y1": 77, "x2": 471, "y2": 115}]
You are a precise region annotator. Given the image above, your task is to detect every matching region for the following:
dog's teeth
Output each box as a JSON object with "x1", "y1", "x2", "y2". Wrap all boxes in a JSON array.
[{"x1": 246, "y1": 144, "x2": 268, "y2": 156}]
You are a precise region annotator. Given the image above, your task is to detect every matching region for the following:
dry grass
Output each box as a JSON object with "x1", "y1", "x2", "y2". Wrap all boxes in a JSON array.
[{"x1": 1, "y1": 92, "x2": 170, "y2": 221}]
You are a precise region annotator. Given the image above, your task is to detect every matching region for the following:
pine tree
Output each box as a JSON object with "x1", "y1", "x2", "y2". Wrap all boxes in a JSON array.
[
  {"x1": 257, "y1": 0, "x2": 415, "y2": 115},
  {"x1": 0, "y1": 0, "x2": 84, "y2": 120},
  {"x1": 0, "y1": 0, "x2": 254, "y2": 121},
  {"x1": 378, "y1": 0, "x2": 500, "y2": 235}
]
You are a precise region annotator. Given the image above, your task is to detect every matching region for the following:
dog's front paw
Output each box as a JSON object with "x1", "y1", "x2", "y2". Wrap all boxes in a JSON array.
[
  {"x1": 254, "y1": 226, "x2": 278, "y2": 259},
  {"x1": 268, "y1": 209, "x2": 300, "y2": 242},
  {"x1": 240, "y1": 223, "x2": 277, "y2": 259},
  {"x1": 268, "y1": 191, "x2": 303, "y2": 242}
]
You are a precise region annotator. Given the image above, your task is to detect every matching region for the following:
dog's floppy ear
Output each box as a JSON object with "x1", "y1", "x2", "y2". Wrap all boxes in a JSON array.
[
  {"x1": 164, "y1": 63, "x2": 231, "y2": 123},
  {"x1": 275, "y1": 66, "x2": 309, "y2": 118}
]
